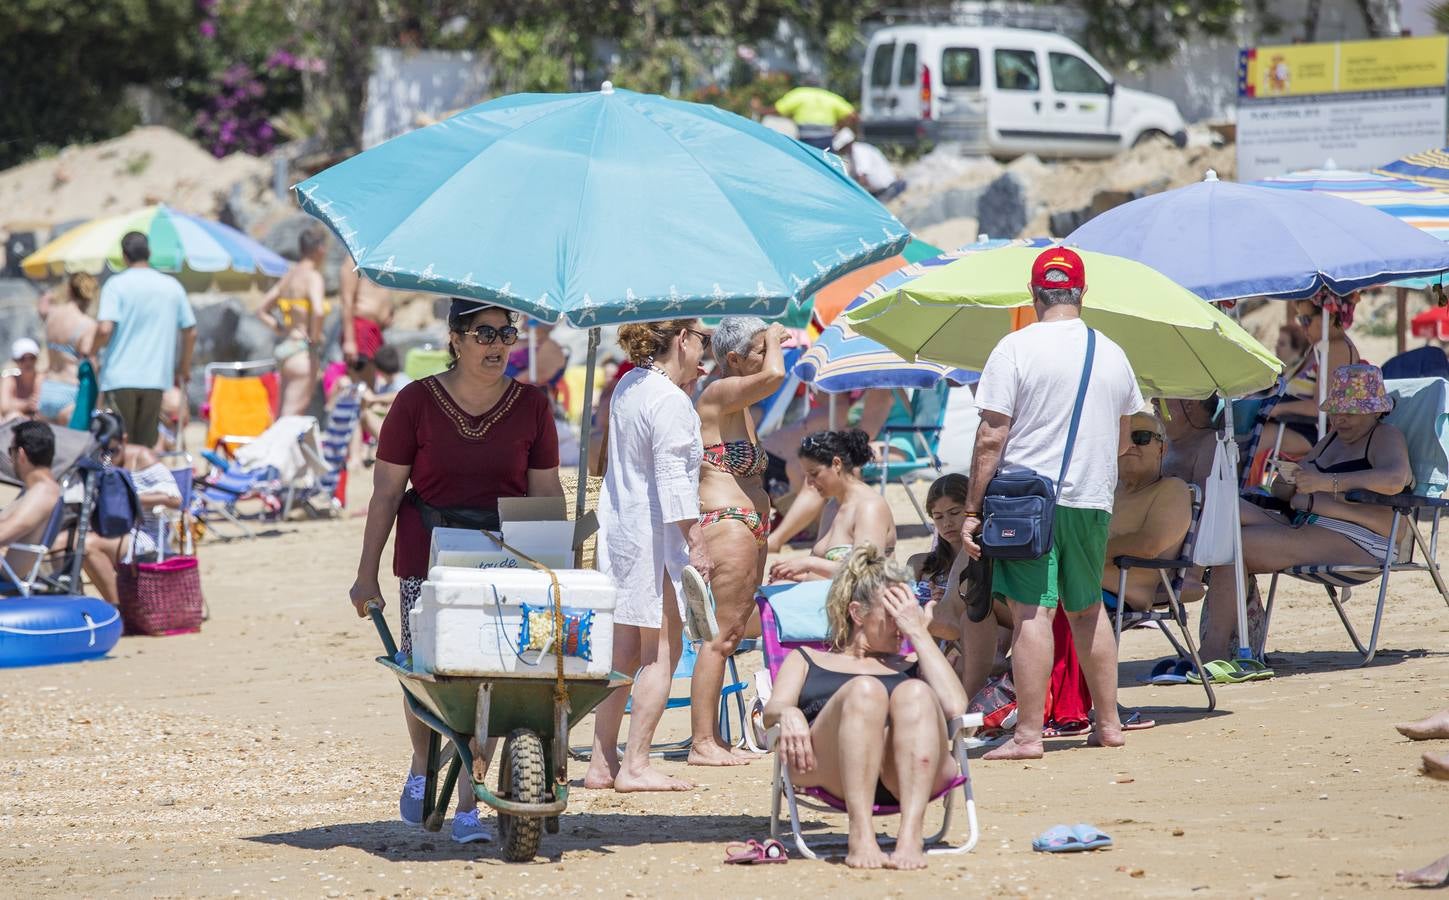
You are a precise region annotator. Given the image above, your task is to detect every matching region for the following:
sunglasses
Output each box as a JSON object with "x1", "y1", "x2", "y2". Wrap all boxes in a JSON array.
[
  {"x1": 1130, "y1": 430, "x2": 1163, "y2": 446},
  {"x1": 687, "y1": 328, "x2": 712, "y2": 352},
  {"x1": 457, "y1": 325, "x2": 520, "y2": 346}
]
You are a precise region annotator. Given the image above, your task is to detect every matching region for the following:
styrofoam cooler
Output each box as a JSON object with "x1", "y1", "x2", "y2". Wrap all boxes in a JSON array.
[{"x1": 410, "y1": 567, "x2": 615, "y2": 678}]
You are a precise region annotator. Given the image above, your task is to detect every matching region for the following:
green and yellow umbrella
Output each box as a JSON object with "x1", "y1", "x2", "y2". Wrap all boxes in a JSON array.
[{"x1": 843, "y1": 245, "x2": 1281, "y2": 400}]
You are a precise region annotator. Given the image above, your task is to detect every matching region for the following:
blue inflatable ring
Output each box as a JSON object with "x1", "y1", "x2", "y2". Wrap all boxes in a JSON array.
[{"x1": 0, "y1": 595, "x2": 122, "y2": 667}]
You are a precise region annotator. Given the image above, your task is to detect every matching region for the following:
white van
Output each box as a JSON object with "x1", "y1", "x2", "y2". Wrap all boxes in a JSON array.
[{"x1": 860, "y1": 25, "x2": 1187, "y2": 158}]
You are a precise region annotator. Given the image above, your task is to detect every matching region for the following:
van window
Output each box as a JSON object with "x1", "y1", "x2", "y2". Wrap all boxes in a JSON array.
[
  {"x1": 870, "y1": 43, "x2": 895, "y2": 88},
  {"x1": 941, "y1": 48, "x2": 980, "y2": 88},
  {"x1": 898, "y1": 43, "x2": 918, "y2": 86},
  {"x1": 1049, "y1": 52, "x2": 1110, "y2": 94},
  {"x1": 994, "y1": 49, "x2": 1040, "y2": 92}
]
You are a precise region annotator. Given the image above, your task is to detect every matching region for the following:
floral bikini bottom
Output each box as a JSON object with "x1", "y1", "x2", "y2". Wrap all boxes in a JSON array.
[{"x1": 699, "y1": 506, "x2": 770, "y2": 546}]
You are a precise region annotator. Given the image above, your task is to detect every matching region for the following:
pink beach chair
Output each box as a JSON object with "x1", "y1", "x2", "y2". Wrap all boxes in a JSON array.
[{"x1": 752, "y1": 581, "x2": 983, "y2": 860}]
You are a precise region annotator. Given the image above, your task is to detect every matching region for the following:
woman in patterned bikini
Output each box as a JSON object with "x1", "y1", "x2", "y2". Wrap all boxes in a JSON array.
[
  {"x1": 349, "y1": 298, "x2": 563, "y2": 845},
  {"x1": 684, "y1": 316, "x2": 788, "y2": 766}
]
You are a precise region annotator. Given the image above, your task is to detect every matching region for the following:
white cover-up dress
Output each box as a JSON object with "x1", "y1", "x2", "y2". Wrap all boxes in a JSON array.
[{"x1": 596, "y1": 367, "x2": 702, "y2": 628}]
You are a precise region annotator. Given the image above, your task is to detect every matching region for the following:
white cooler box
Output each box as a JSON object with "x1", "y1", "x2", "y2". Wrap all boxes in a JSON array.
[{"x1": 410, "y1": 567, "x2": 616, "y2": 679}]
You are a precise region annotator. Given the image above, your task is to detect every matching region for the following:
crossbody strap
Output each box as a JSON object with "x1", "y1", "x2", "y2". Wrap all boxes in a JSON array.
[{"x1": 1056, "y1": 327, "x2": 1097, "y2": 487}]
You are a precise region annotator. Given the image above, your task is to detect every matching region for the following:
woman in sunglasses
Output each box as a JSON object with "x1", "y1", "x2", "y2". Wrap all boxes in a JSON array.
[{"x1": 349, "y1": 297, "x2": 563, "y2": 845}]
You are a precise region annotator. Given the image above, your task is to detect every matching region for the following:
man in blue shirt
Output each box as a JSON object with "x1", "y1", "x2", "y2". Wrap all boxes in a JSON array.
[{"x1": 94, "y1": 232, "x2": 196, "y2": 448}]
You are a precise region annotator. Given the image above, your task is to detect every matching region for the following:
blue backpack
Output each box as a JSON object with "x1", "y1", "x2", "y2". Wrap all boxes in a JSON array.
[{"x1": 86, "y1": 459, "x2": 142, "y2": 539}]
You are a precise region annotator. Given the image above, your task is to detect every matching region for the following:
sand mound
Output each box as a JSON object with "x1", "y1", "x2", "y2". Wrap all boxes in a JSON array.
[{"x1": 0, "y1": 126, "x2": 272, "y2": 229}]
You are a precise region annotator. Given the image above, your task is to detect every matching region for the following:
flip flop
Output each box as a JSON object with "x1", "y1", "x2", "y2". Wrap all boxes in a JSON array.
[
  {"x1": 1070, "y1": 823, "x2": 1114, "y2": 851},
  {"x1": 1230, "y1": 657, "x2": 1275, "y2": 681},
  {"x1": 681, "y1": 565, "x2": 718, "y2": 644},
  {"x1": 1122, "y1": 710, "x2": 1157, "y2": 731},
  {"x1": 723, "y1": 838, "x2": 788, "y2": 864},
  {"x1": 1043, "y1": 719, "x2": 1091, "y2": 738},
  {"x1": 1186, "y1": 659, "x2": 1255, "y2": 685},
  {"x1": 1032, "y1": 824, "x2": 1085, "y2": 853},
  {"x1": 1144, "y1": 657, "x2": 1193, "y2": 685}
]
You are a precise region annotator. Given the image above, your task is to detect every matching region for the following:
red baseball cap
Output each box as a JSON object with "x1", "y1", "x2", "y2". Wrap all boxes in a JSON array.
[{"x1": 1030, "y1": 246, "x2": 1086, "y2": 290}]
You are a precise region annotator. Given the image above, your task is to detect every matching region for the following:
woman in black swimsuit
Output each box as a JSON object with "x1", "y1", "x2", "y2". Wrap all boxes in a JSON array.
[
  {"x1": 764, "y1": 545, "x2": 968, "y2": 870},
  {"x1": 1201, "y1": 364, "x2": 1411, "y2": 663}
]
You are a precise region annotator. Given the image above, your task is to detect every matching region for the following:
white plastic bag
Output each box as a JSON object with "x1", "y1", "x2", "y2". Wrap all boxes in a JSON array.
[{"x1": 1192, "y1": 435, "x2": 1239, "y2": 567}]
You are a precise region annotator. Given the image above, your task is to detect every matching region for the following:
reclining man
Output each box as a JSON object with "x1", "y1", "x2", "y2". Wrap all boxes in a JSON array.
[
  {"x1": 1100, "y1": 411, "x2": 1193, "y2": 611},
  {"x1": 0, "y1": 421, "x2": 62, "y2": 588}
]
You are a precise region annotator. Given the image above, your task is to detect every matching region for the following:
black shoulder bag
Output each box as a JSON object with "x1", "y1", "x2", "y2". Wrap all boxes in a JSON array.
[{"x1": 980, "y1": 328, "x2": 1096, "y2": 560}]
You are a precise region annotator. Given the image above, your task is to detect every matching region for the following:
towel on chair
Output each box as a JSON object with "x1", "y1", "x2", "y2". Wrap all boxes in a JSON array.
[
  {"x1": 758, "y1": 581, "x2": 831, "y2": 643},
  {"x1": 232, "y1": 415, "x2": 329, "y2": 486}
]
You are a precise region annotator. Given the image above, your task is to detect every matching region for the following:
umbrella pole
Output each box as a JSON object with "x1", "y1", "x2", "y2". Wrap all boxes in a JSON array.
[
  {"x1": 1224, "y1": 398, "x2": 1253, "y2": 662},
  {"x1": 528, "y1": 324, "x2": 538, "y2": 384},
  {"x1": 828, "y1": 391, "x2": 837, "y2": 431},
  {"x1": 574, "y1": 328, "x2": 601, "y2": 524},
  {"x1": 1318, "y1": 310, "x2": 1329, "y2": 438},
  {"x1": 1396, "y1": 288, "x2": 1408, "y2": 356}
]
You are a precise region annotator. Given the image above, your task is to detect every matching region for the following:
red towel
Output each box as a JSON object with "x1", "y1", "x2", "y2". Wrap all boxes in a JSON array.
[{"x1": 1044, "y1": 609, "x2": 1092, "y2": 727}]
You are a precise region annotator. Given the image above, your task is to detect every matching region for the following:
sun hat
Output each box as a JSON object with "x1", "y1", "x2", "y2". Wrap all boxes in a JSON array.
[
  {"x1": 1030, "y1": 247, "x2": 1086, "y2": 290},
  {"x1": 1322, "y1": 363, "x2": 1393, "y2": 415},
  {"x1": 10, "y1": 338, "x2": 39, "y2": 360}
]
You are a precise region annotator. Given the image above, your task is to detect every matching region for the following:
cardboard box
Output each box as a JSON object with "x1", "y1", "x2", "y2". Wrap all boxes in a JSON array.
[{"x1": 427, "y1": 496, "x2": 597, "y2": 571}]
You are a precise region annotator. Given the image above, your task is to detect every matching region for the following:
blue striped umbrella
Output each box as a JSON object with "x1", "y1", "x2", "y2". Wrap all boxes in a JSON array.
[
  {"x1": 794, "y1": 237, "x2": 1050, "y2": 391},
  {"x1": 1376, "y1": 147, "x2": 1449, "y2": 190},
  {"x1": 1255, "y1": 168, "x2": 1449, "y2": 290}
]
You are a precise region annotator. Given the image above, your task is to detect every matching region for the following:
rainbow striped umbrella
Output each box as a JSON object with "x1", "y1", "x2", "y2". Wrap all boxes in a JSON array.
[
  {"x1": 794, "y1": 237, "x2": 1049, "y2": 391},
  {"x1": 21, "y1": 203, "x2": 288, "y2": 288},
  {"x1": 1255, "y1": 168, "x2": 1449, "y2": 290}
]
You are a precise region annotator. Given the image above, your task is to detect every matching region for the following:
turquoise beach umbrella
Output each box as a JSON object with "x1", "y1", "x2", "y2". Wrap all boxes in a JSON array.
[{"x1": 294, "y1": 82, "x2": 909, "y2": 326}]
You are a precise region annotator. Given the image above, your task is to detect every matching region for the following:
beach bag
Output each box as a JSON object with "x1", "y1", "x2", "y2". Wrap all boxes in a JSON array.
[
  {"x1": 968, "y1": 672, "x2": 1018, "y2": 733},
  {"x1": 980, "y1": 329, "x2": 1095, "y2": 560},
  {"x1": 117, "y1": 556, "x2": 206, "y2": 635},
  {"x1": 92, "y1": 464, "x2": 141, "y2": 539},
  {"x1": 1192, "y1": 435, "x2": 1239, "y2": 567}
]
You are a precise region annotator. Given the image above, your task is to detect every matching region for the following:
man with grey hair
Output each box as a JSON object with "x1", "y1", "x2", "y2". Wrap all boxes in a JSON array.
[{"x1": 958, "y1": 247, "x2": 1144, "y2": 761}]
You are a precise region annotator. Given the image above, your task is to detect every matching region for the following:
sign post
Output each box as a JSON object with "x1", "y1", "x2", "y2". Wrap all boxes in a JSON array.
[{"x1": 1236, "y1": 35, "x2": 1449, "y2": 181}]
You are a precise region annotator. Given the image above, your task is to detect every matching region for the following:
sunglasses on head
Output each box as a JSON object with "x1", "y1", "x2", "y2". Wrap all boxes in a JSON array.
[
  {"x1": 1130, "y1": 430, "x2": 1162, "y2": 446},
  {"x1": 457, "y1": 324, "x2": 520, "y2": 346}
]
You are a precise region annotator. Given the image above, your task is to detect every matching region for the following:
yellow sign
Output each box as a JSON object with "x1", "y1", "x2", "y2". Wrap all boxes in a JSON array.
[{"x1": 1240, "y1": 35, "x2": 1448, "y2": 98}]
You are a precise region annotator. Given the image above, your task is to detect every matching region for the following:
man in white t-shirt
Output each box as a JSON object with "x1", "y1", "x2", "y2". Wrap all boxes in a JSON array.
[
  {"x1": 960, "y1": 247, "x2": 1144, "y2": 761},
  {"x1": 831, "y1": 128, "x2": 906, "y2": 202}
]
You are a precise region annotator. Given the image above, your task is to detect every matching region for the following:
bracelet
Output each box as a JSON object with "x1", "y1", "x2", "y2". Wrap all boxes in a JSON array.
[
  {"x1": 963, "y1": 510, "x2": 981, "y2": 517},
  {"x1": 1332, "y1": 475, "x2": 1339, "y2": 495}
]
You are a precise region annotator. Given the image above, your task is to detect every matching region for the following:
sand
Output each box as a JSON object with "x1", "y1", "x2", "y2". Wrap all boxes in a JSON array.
[{"x1": 1, "y1": 471, "x2": 1446, "y2": 898}]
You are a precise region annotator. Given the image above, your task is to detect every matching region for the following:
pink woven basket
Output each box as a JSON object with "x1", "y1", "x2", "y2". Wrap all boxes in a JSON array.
[{"x1": 118, "y1": 556, "x2": 205, "y2": 636}]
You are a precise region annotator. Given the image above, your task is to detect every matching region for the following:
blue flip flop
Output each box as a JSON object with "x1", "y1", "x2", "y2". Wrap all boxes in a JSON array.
[
  {"x1": 1033, "y1": 824, "x2": 1085, "y2": 853},
  {"x1": 1070, "y1": 823, "x2": 1114, "y2": 851},
  {"x1": 1145, "y1": 657, "x2": 1193, "y2": 685}
]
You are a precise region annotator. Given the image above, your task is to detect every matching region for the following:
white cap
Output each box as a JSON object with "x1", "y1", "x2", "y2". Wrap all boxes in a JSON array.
[
  {"x1": 831, "y1": 128, "x2": 856, "y2": 152},
  {"x1": 11, "y1": 338, "x2": 39, "y2": 360}
]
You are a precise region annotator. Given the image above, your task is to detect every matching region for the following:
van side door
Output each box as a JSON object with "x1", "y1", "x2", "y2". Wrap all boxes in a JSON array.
[
  {"x1": 866, "y1": 40, "x2": 899, "y2": 123},
  {"x1": 989, "y1": 46, "x2": 1047, "y2": 155},
  {"x1": 937, "y1": 45, "x2": 986, "y2": 147},
  {"x1": 1045, "y1": 51, "x2": 1118, "y2": 155}
]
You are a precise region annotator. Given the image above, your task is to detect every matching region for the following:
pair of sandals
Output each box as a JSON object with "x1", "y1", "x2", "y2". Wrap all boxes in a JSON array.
[
  {"x1": 1146, "y1": 656, "x2": 1273, "y2": 685},
  {"x1": 1033, "y1": 823, "x2": 1114, "y2": 853},
  {"x1": 724, "y1": 838, "x2": 788, "y2": 864}
]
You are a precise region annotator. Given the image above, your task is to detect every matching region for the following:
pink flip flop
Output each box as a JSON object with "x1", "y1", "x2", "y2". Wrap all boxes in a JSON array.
[{"x1": 724, "y1": 838, "x2": 789, "y2": 864}]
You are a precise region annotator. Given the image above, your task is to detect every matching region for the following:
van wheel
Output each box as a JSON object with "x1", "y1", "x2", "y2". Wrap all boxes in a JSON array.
[{"x1": 1132, "y1": 129, "x2": 1170, "y2": 148}]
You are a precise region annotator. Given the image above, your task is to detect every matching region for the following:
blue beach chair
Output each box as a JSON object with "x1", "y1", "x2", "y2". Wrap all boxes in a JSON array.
[{"x1": 861, "y1": 383, "x2": 949, "y2": 524}]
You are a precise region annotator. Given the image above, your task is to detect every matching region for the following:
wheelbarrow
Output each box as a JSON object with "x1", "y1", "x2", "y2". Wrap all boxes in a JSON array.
[{"x1": 367, "y1": 602, "x2": 628, "y2": 861}]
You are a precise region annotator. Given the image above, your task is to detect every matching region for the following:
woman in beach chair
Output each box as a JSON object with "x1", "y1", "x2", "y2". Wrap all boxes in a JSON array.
[
  {"x1": 1257, "y1": 291, "x2": 1362, "y2": 459},
  {"x1": 767, "y1": 429, "x2": 895, "y2": 583},
  {"x1": 686, "y1": 316, "x2": 788, "y2": 766},
  {"x1": 1201, "y1": 364, "x2": 1411, "y2": 665},
  {"x1": 764, "y1": 545, "x2": 968, "y2": 869}
]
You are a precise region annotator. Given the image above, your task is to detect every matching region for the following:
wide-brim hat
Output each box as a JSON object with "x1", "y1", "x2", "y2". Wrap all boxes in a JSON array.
[{"x1": 1322, "y1": 363, "x2": 1392, "y2": 415}]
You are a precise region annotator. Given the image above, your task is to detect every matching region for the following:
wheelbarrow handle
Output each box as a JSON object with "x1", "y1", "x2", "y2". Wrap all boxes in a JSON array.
[{"x1": 367, "y1": 600, "x2": 400, "y2": 660}]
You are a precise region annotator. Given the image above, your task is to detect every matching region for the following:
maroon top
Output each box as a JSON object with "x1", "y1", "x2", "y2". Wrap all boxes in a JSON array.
[{"x1": 377, "y1": 375, "x2": 559, "y2": 578}]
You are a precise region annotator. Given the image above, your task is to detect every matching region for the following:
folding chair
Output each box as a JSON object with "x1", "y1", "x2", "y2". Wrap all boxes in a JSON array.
[
  {"x1": 0, "y1": 498, "x2": 66, "y2": 597},
  {"x1": 1111, "y1": 485, "x2": 1215, "y2": 711},
  {"x1": 1260, "y1": 377, "x2": 1449, "y2": 665},
  {"x1": 753, "y1": 582, "x2": 982, "y2": 860},
  {"x1": 154, "y1": 452, "x2": 196, "y2": 557},
  {"x1": 291, "y1": 385, "x2": 364, "y2": 517},
  {"x1": 861, "y1": 383, "x2": 949, "y2": 525},
  {"x1": 203, "y1": 360, "x2": 280, "y2": 456}
]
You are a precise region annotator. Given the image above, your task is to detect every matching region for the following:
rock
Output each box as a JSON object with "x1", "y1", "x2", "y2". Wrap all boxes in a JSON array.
[
  {"x1": 896, "y1": 185, "x2": 987, "y2": 235},
  {"x1": 976, "y1": 171, "x2": 1031, "y2": 240},
  {"x1": 190, "y1": 294, "x2": 279, "y2": 367},
  {"x1": 0, "y1": 278, "x2": 43, "y2": 352},
  {"x1": 915, "y1": 217, "x2": 979, "y2": 251}
]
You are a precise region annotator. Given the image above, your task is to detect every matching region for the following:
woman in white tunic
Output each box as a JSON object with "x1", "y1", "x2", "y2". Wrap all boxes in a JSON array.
[{"x1": 585, "y1": 318, "x2": 715, "y2": 792}]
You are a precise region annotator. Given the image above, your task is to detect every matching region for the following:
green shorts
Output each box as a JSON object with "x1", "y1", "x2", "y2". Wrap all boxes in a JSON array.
[{"x1": 991, "y1": 504, "x2": 1111, "y2": 613}]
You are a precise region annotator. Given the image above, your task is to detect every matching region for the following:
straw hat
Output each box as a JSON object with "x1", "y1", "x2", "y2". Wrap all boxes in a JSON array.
[{"x1": 1322, "y1": 363, "x2": 1392, "y2": 415}]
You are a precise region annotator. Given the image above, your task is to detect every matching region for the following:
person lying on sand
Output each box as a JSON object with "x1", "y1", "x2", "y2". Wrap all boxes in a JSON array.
[{"x1": 764, "y1": 545, "x2": 967, "y2": 870}]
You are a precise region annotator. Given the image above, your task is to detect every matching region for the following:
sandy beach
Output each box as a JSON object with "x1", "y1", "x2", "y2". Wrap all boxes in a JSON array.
[{"x1": 1, "y1": 473, "x2": 1446, "y2": 899}]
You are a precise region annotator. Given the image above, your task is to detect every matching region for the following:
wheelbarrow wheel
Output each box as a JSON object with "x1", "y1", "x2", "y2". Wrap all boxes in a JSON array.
[{"x1": 497, "y1": 728, "x2": 547, "y2": 862}]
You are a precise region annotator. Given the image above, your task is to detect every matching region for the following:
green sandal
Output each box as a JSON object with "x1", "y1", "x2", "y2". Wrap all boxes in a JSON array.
[{"x1": 1187, "y1": 658, "x2": 1275, "y2": 684}]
